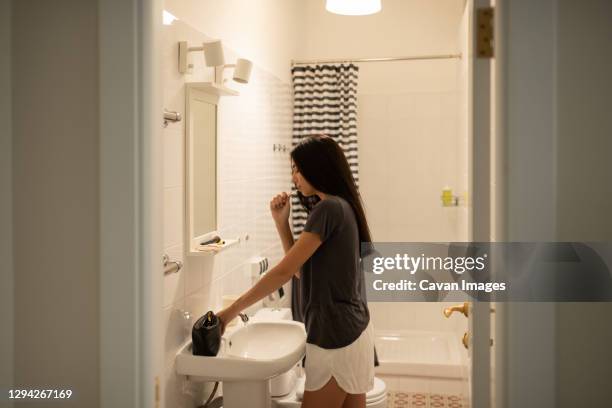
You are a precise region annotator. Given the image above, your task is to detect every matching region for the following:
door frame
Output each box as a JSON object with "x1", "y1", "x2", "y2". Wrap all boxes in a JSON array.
[
  {"x1": 468, "y1": 0, "x2": 493, "y2": 406},
  {"x1": 493, "y1": 1, "x2": 558, "y2": 407},
  {"x1": 99, "y1": 0, "x2": 163, "y2": 406}
]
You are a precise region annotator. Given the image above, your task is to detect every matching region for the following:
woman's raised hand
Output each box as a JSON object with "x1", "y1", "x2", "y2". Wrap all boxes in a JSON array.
[{"x1": 270, "y1": 192, "x2": 291, "y2": 224}]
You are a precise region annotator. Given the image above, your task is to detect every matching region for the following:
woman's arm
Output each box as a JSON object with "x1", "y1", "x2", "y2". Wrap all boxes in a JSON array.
[
  {"x1": 275, "y1": 219, "x2": 295, "y2": 254},
  {"x1": 270, "y1": 192, "x2": 300, "y2": 278},
  {"x1": 216, "y1": 231, "x2": 322, "y2": 332},
  {"x1": 275, "y1": 219, "x2": 301, "y2": 278}
]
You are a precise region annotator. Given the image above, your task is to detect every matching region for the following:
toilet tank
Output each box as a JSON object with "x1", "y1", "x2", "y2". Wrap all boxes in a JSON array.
[{"x1": 252, "y1": 308, "x2": 301, "y2": 397}]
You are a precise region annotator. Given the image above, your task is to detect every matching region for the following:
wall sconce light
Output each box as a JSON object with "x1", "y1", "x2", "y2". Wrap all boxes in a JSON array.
[
  {"x1": 178, "y1": 40, "x2": 252, "y2": 85},
  {"x1": 202, "y1": 40, "x2": 225, "y2": 67},
  {"x1": 232, "y1": 58, "x2": 253, "y2": 84}
]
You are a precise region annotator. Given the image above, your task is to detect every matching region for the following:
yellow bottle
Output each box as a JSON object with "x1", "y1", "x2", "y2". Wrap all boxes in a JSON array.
[{"x1": 442, "y1": 187, "x2": 454, "y2": 207}]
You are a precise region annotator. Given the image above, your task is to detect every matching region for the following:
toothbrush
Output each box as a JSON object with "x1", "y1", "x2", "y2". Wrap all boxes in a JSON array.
[{"x1": 200, "y1": 236, "x2": 221, "y2": 245}]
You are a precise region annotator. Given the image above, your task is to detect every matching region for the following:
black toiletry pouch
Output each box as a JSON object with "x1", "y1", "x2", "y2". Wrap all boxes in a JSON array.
[{"x1": 192, "y1": 310, "x2": 222, "y2": 356}]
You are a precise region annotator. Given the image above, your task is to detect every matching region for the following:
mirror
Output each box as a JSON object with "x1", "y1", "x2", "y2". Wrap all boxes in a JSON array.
[{"x1": 186, "y1": 86, "x2": 218, "y2": 253}]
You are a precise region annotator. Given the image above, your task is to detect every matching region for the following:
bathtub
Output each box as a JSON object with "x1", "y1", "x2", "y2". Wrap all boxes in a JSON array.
[{"x1": 374, "y1": 329, "x2": 467, "y2": 379}]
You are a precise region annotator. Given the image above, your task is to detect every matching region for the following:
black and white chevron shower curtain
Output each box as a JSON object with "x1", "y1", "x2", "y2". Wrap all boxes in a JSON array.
[{"x1": 290, "y1": 63, "x2": 360, "y2": 238}]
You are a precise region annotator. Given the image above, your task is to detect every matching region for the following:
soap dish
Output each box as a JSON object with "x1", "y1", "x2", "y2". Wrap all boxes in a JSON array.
[{"x1": 194, "y1": 238, "x2": 240, "y2": 255}]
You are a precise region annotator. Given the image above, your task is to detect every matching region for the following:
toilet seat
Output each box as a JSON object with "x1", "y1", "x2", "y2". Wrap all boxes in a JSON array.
[{"x1": 365, "y1": 377, "x2": 387, "y2": 403}]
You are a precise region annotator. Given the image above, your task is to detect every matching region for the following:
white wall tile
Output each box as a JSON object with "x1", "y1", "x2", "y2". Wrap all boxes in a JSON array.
[
  {"x1": 163, "y1": 266, "x2": 184, "y2": 309},
  {"x1": 163, "y1": 300, "x2": 188, "y2": 369},
  {"x1": 184, "y1": 282, "x2": 214, "y2": 321},
  {"x1": 163, "y1": 186, "x2": 184, "y2": 248},
  {"x1": 163, "y1": 127, "x2": 184, "y2": 189},
  {"x1": 183, "y1": 256, "x2": 206, "y2": 296},
  {"x1": 357, "y1": 61, "x2": 469, "y2": 356},
  {"x1": 218, "y1": 180, "x2": 248, "y2": 227}
]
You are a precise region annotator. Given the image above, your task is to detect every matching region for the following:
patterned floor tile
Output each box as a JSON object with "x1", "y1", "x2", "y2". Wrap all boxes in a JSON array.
[{"x1": 387, "y1": 390, "x2": 469, "y2": 408}]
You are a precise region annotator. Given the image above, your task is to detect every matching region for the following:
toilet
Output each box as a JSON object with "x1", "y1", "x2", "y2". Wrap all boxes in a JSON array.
[{"x1": 251, "y1": 308, "x2": 388, "y2": 408}]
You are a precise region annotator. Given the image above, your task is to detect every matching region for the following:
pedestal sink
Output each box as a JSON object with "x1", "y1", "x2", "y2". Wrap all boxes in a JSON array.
[{"x1": 176, "y1": 320, "x2": 306, "y2": 408}]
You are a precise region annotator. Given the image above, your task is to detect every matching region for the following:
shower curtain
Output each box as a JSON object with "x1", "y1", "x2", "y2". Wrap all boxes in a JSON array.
[{"x1": 290, "y1": 63, "x2": 360, "y2": 237}]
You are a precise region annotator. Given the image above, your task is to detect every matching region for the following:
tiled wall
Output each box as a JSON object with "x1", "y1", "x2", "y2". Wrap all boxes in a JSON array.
[
  {"x1": 358, "y1": 59, "x2": 468, "y2": 243},
  {"x1": 161, "y1": 20, "x2": 293, "y2": 407},
  {"x1": 358, "y1": 60, "x2": 469, "y2": 336}
]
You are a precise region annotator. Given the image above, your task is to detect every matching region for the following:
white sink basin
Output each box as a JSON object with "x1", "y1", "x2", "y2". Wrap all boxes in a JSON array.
[{"x1": 176, "y1": 321, "x2": 306, "y2": 382}]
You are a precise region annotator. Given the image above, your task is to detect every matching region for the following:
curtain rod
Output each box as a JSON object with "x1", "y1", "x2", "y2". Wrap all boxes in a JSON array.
[{"x1": 291, "y1": 53, "x2": 461, "y2": 65}]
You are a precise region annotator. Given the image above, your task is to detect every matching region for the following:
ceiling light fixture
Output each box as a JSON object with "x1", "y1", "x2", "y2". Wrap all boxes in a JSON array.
[{"x1": 326, "y1": 0, "x2": 382, "y2": 16}]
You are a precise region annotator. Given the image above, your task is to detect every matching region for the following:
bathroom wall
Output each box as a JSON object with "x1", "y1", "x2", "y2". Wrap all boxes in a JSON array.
[
  {"x1": 0, "y1": 0, "x2": 13, "y2": 403},
  {"x1": 363, "y1": 46, "x2": 470, "y2": 328},
  {"x1": 11, "y1": 0, "x2": 100, "y2": 406},
  {"x1": 357, "y1": 61, "x2": 467, "y2": 242},
  {"x1": 298, "y1": 0, "x2": 465, "y2": 60},
  {"x1": 160, "y1": 11, "x2": 298, "y2": 406},
  {"x1": 298, "y1": 0, "x2": 468, "y2": 336},
  {"x1": 298, "y1": 0, "x2": 467, "y2": 242},
  {"x1": 164, "y1": 0, "x2": 304, "y2": 82}
]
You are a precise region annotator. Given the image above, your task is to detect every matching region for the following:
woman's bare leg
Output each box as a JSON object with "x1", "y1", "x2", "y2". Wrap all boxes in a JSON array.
[
  {"x1": 342, "y1": 393, "x2": 366, "y2": 408},
  {"x1": 301, "y1": 377, "x2": 347, "y2": 408}
]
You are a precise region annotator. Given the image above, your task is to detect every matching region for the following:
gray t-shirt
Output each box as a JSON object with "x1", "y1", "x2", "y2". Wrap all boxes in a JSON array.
[{"x1": 300, "y1": 195, "x2": 370, "y2": 349}]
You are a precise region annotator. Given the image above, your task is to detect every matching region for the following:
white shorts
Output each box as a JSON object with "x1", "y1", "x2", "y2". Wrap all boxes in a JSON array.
[{"x1": 304, "y1": 322, "x2": 375, "y2": 394}]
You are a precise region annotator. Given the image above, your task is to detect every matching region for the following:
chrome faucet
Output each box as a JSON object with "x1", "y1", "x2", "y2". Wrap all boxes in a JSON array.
[{"x1": 238, "y1": 313, "x2": 249, "y2": 324}]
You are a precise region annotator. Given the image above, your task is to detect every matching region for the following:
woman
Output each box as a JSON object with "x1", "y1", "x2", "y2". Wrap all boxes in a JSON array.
[{"x1": 217, "y1": 135, "x2": 374, "y2": 408}]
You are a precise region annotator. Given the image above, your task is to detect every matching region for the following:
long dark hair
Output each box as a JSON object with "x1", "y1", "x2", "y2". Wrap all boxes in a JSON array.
[{"x1": 291, "y1": 135, "x2": 372, "y2": 244}]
